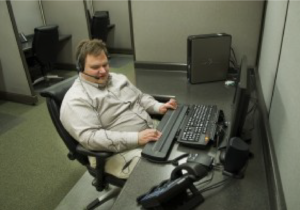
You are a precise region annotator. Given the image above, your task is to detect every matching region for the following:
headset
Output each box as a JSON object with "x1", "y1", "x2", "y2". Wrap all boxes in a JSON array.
[
  {"x1": 76, "y1": 46, "x2": 109, "y2": 80},
  {"x1": 76, "y1": 52, "x2": 83, "y2": 72},
  {"x1": 76, "y1": 44, "x2": 87, "y2": 73},
  {"x1": 76, "y1": 53, "x2": 102, "y2": 80},
  {"x1": 76, "y1": 41, "x2": 109, "y2": 70}
]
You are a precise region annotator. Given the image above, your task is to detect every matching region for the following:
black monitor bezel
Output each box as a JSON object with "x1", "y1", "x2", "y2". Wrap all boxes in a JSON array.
[{"x1": 229, "y1": 55, "x2": 251, "y2": 139}]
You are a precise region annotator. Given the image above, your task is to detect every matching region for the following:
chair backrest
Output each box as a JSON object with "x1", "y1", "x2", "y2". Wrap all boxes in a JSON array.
[
  {"x1": 40, "y1": 76, "x2": 89, "y2": 166},
  {"x1": 33, "y1": 25, "x2": 59, "y2": 65},
  {"x1": 91, "y1": 11, "x2": 109, "y2": 42}
]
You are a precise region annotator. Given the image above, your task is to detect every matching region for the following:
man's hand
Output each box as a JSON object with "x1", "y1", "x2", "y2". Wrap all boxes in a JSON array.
[
  {"x1": 138, "y1": 129, "x2": 162, "y2": 146},
  {"x1": 159, "y1": 99, "x2": 177, "y2": 114}
]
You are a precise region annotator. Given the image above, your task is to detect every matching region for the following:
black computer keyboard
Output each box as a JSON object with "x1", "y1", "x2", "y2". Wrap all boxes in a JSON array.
[
  {"x1": 141, "y1": 104, "x2": 219, "y2": 161},
  {"x1": 177, "y1": 105, "x2": 218, "y2": 148}
]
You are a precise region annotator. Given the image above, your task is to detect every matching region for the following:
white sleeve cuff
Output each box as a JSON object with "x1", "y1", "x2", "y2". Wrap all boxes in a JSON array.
[
  {"x1": 125, "y1": 132, "x2": 139, "y2": 149},
  {"x1": 153, "y1": 102, "x2": 164, "y2": 114}
]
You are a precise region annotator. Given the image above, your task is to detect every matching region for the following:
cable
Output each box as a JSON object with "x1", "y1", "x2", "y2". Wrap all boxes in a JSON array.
[
  {"x1": 240, "y1": 73, "x2": 258, "y2": 139},
  {"x1": 121, "y1": 155, "x2": 141, "y2": 174},
  {"x1": 214, "y1": 122, "x2": 228, "y2": 148},
  {"x1": 229, "y1": 48, "x2": 238, "y2": 74},
  {"x1": 246, "y1": 104, "x2": 258, "y2": 133},
  {"x1": 199, "y1": 177, "x2": 233, "y2": 193},
  {"x1": 241, "y1": 95, "x2": 258, "y2": 137},
  {"x1": 194, "y1": 171, "x2": 215, "y2": 188},
  {"x1": 246, "y1": 99, "x2": 258, "y2": 115},
  {"x1": 231, "y1": 47, "x2": 238, "y2": 67},
  {"x1": 213, "y1": 164, "x2": 223, "y2": 171},
  {"x1": 143, "y1": 153, "x2": 189, "y2": 166}
]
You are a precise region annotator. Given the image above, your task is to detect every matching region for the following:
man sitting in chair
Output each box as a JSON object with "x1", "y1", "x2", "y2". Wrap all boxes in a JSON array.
[{"x1": 60, "y1": 39, "x2": 177, "y2": 179}]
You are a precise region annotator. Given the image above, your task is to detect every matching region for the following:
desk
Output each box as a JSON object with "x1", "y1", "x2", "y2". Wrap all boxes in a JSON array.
[
  {"x1": 21, "y1": 34, "x2": 72, "y2": 53},
  {"x1": 111, "y1": 70, "x2": 270, "y2": 210}
]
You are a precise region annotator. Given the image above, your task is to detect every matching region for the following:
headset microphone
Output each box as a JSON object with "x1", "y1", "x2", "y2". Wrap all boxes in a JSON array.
[{"x1": 81, "y1": 72, "x2": 100, "y2": 80}]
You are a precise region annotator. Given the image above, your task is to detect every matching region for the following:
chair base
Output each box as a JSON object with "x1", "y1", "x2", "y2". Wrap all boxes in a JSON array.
[
  {"x1": 85, "y1": 185, "x2": 121, "y2": 210},
  {"x1": 32, "y1": 75, "x2": 64, "y2": 86}
]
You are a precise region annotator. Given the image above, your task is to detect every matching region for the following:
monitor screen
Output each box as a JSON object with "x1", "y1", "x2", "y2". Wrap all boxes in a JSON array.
[{"x1": 229, "y1": 55, "x2": 251, "y2": 139}]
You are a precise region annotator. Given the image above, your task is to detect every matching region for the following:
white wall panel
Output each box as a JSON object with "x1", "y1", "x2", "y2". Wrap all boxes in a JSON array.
[
  {"x1": 258, "y1": 0, "x2": 288, "y2": 112},
  {"x1": 42, "y1": 1, "x2": 90, "y2": 64},
  {"x1": 131, "y1": 1, "x2": 264, "y2": 66},
  {"x1": 0, "y1": 1, "x2": 31, "y2": 96},
  {"x1": 93, "y1": 0, "x2": 132, "y2": 49},
  {"x1": 10, "y1": 0, "x2": 43, "y2": 35},
  {"x1": 86, "y1": 0, "x2": 94, "y2": 16},
  {"x1": 269, "y1": 1, "x2": 300, "y2": 209}
]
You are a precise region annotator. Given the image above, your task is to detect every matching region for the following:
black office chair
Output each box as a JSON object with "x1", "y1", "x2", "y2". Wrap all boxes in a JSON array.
[
  {"x1": 31, "y1": 25, "x2": 63, "y2": 86},
  {"x1": 40, "y1": 75, "x2": 172, "y2": 210},
  {"x1": 91, "y1": 11, "x2": 111, "y2": 43}
]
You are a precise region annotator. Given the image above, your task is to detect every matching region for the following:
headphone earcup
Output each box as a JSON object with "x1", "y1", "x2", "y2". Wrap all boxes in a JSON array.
[{"x1": 76, "y1": 61, "x2": 82, "y2": 72}]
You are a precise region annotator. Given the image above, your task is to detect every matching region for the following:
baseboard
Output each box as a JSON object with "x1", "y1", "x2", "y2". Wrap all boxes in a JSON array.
[
  {"x1": 254, "y1": 68, "x2": 287, "y2": 210},
  {"x1": 0, "y1": 91, "x2": 38, "y2": 105},
  {"x1": 134, "y1": 61, "x2": 187, "y2": 71}
]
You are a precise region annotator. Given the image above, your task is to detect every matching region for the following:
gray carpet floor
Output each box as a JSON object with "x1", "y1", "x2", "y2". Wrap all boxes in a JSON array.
[
  {"x1": 0, "y1": 54, "x2": 134, "y2": 210},
  {"x1": 0, "y1": 94, "x2": 85, "y2": 210}
]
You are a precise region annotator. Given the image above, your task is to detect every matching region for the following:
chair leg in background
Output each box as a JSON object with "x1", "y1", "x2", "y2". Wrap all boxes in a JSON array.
[
  {"x1": 45, "y1": 74, "x2": 64, "y2": 81},
  {"x1": 32, "y1": 76, "x2": 46, "y2": 86}
]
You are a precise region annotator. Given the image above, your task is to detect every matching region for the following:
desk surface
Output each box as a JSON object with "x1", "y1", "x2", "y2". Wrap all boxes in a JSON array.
[
  {"x1": 21, "y1": 34, "x2": 72, "y2": 53},
  {"x1": 110, "y1": 70, "x2": 270, "y2": 210}
]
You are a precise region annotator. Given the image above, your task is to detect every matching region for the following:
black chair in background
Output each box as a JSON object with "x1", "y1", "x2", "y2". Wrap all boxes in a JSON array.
[
  {"x1": 31, "y1": 25, "x2": 63, "y2": 86},
  {"x1": 91, "y1": 11, "x2": 114, "y2": 43}
]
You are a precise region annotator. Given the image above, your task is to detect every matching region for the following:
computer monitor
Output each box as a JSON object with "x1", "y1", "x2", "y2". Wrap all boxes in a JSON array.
[
  {"x1": 232, "y1": 56, "x2": 244, "y2": 104},
  {"x1": 229, "y1": 55, "x2": 251, "y2": 139}
]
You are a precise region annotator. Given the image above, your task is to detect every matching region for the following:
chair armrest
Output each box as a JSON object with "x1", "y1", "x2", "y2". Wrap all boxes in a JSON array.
[
  {"x1": 150, "y1": 94, "x2": 176, "y2": 120},
  {"x1": 77, "y1": 145, "x2": 116, "y2": 191},
  {"x1": 151, "y1": 94, "x2": 175, "y2": 103},
  {"x1": 76, "y1": 144, "x2": 113, "y2": 159}
]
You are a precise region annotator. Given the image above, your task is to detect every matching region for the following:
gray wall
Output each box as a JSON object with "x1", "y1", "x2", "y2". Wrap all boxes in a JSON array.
[
  {"x1": 42, "y1": 1, "x2": 90, "y2": 64},
  {"x1": 258, "y1": 1, "x2": 300, "y2": 209},
  {"x1": 0, "y1": 1, "x2": 33, "y2": 99},
  {"x1": 258, "y1": 0, "x2": 287, "y2": 111},
  {"x1": 131, "y1": 1, "x2": 264, "y2": 66},
  {"x1": 11, "y1": 0, "x2": 89, "y2": 65},
  {"x1": 1, "y1": 0, "x2": 90, "y2": 105},
  {"x1": 11, "y1": 0, "x2": 44, "y2": 35},
  {"x1": 93, "y1": 0, "x2": 132, "y2": 50},
  {"x1": 86, "y1": 0, "x2": 94, "y2": 15}
]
